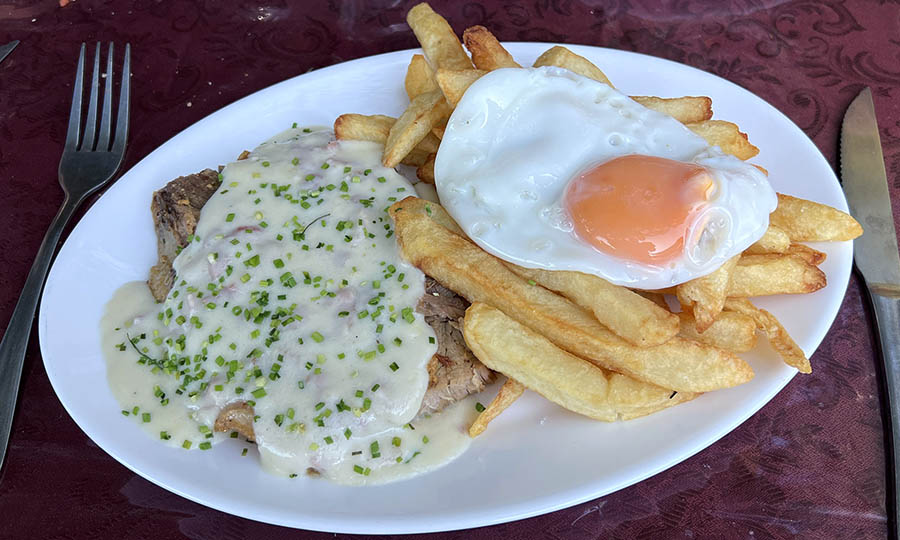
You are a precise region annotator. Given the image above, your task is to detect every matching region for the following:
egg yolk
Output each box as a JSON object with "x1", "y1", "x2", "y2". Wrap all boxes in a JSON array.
[{"x1": 564, "y1": 155, "x2": 714, "y2": 265}]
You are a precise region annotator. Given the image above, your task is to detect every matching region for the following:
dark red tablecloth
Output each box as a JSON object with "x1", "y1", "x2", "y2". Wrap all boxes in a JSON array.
[{"x1": 0, "y1": 1, "x2": 896, "y2": 538}]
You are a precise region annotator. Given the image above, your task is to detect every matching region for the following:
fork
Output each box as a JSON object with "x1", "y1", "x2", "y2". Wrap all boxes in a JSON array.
[{"x1": 0, "y1": 43, "x2": 130, "y2": 469}]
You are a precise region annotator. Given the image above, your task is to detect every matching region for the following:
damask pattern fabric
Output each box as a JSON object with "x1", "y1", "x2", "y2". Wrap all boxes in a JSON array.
[{"x1": 0, "y1": 1, "x2": 896, "y2": 538}]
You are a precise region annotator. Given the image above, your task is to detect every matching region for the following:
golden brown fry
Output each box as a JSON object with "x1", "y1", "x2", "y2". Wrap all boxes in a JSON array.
[
  {"x1": 724, "y1": 298, "x2": 811, "y2": 373},
  {"x1": 745, "y1": 225, "x2": 791, "y2": 255},
  {"x1": 677, "y1": 311, "x2": 757, "y2": 353},
  {"x1": 384, "y1": 91, "x2": 451, "y2": 167},
  {"x1": 505, "y1": 264, "x2": 679, "y2": 347},
  {"x1": 463, "y1": 303, "x2": 696, "y2": 421},
  {"x1": 391, "y1": 197, "x2": 753, "y2": 392},
  {"x1": 433, "y1": 65, "x2": 712, "y2": 125},
  {"x1": 468, "y1": 377, "x2": 525, "y2": 437},
  {"x1": 786, "y1": 243, "x2": 827, "y2": 266},
  {"x1": 463, "y1": 302, "x2": 615, "y2": 421},
  {"x1": 334, "y1": 113, "x2": 440, "y2": 167},
  {"x1": 407, "y1": 3, "x2": 473, "y2": 71},
  {"x1": 435, "y1": 68, "x2": 487, "y2": 107},
  {"x1": 729, "y1": 254, "x2": 826, "y2": 297},
  {"x1": 533, "y1": 45, "x2": 614, "y2": 87},
  {"x1": 607, "y1": 373, "x2": 697, "y2": 421},
  {"x1": 462, "y1": 25, "x2": 521, "y2": 70},
  {"x1": 396, "y1": 196, "x2": 464, "y2": 234},
  {"x1": 631, "y1": 96, "x2": 713, "y2": 124},
  {"x1": 417, "y1": 152, "x2": 436, "y2": 184},
  {"x1": 405, "y1": 54, "x2": 438, "y2": 99},
  {"x1": 686, "y1": 120, "x2": 759, "y2": 160},
  {"x1": 334, "y1": 113, "x2": 394, "y2": 142},
  {"x1": 770, "y1": 193, "x2": 863, "y2": 242},
  {"x1": 676, "y1": 255, "x2": 740, "y2": 333}
]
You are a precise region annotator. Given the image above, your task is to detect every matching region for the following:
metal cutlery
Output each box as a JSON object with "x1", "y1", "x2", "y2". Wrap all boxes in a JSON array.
[
  {"x1": 0, "y1": 42, "x2": 131, "y2": 469},
  {"x1": 840, "y1": 87, "x2": 900, "y2": 537}
]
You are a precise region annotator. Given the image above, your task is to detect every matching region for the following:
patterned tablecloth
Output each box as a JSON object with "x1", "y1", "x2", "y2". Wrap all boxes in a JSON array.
[{"x1": 0, "y1": 1, "x2": 897, "y2": 538}]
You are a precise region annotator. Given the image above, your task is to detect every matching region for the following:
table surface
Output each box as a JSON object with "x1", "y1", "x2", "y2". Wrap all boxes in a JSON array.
[{"x1": 0, "y1": 1, "x2": 897, "y2": 538}]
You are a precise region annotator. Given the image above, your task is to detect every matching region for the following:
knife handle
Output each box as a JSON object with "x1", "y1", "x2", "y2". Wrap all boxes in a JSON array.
[{"x1": 867, "y1": 283, "x2": 900, "y2": 536}]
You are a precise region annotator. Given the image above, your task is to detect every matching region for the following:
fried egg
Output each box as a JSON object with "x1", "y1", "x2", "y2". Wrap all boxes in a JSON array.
[{"x1": 434, "y1": 67, "x2": 777, "y2": 289}]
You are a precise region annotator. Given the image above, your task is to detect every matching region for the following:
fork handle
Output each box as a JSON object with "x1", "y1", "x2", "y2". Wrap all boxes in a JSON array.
[{"x1": 0, "y1": 194, "x2": 82, "y2": 469}]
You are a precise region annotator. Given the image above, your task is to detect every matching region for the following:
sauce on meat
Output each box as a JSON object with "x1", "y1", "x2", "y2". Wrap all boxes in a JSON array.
[{"x1": 101, "y1": 127, "x2": 477, "y2": 484}]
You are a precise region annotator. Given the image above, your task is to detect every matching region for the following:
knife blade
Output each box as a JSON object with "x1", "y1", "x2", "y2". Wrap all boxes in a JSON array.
[
  {"x1": 841, "y1": 87, "x2": 900, "y2": 539},
  {"x1": 0, "y1": 40, "x2": 19, "y2": 65},
  {"x1": 842, "y1": 87, "x2": 900, "y2": 287}
]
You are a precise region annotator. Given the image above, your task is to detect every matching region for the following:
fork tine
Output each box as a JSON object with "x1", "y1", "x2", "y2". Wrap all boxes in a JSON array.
[
  {"x1": 112, "y1": 43, "x2": 130, "y2": 154},
  {"x1": 96, "y1": 43, "x2": 114, "y2": 151},
  {"x1": 80, "y1": 43, "x2": 101, "y2": 151},
  {"x1": 64, "y1": 43, "x2": 86, "y2": 150}
]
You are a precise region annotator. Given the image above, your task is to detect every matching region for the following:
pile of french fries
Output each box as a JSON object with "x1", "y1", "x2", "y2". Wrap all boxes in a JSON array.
[{"x1": 335, "y1": 3, "x2": 864, "y2": 437}]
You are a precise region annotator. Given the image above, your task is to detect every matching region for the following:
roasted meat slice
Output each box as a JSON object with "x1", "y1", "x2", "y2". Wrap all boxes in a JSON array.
[
  {"x1": 418, "y1": 279, "x2": 494, "y2": 415},
  {"x1": 214, "y1": 401, "x2": 255, "y2": 441},
  {"x1": 148, "y1": 169, "x2": 221, "y2": 301}
]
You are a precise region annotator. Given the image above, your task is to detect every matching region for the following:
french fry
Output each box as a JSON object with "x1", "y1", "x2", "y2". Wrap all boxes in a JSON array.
[
  {"x1": 407, "y1": 3, "x2": 473, "y2": 71},
  {"x1": 334, "y1": 113, "x2": 394, "y2": 142},
  {"x1": 334, "y1": 113, "x2": 440, "y2": 167},
  {"x1": 432, "y1": 126, "x2": 445, "y2": 139},
  {"x1": 468, "y1": 377, "x2": 525, "y2": 437},
  {"x1": 384, "y1": 90, "x2": 452, "y2": 167},
  {"x1": 725, "y1": 298, "x2": 811, "y2": 373},
  {"x1": 770, "y1": 193, "x2": 863, "y2": 242},
  {"x1": 463, "y1": 302, "x2": 697, "y2": 421},
  {"x1": 676, "y1": 255, "x2": 740, "y2": 333},
  {"x1": 729, "y1": 254, "x2": 826, "y2": 297},
  {"x1": 433, "y1": 65, "x2": 715, "y2": 125},
  {"x1": 686, "y1": 120, "x2": 759, "y2": 160},
  {"x1": 435, "y1": 68, "x2": 487, "y2": 107},
  {"x1": 677, "y1": 311, "x2": 757, "y2": 353},
  {"x1": 631, "y1": 96, "x2": 713, "y2": 124},
  {"x1": 405, "y1": 54, "x2": 438, "y2": 99},
  {"x1": 607, "y1": 373, "x2": 697, "y2": 421},
  {"x1": 417, "y1": 152, "x2": 436, "y2": 184},
  {"x1": 505, "y1": 264, "x2": 680, "y2": 347},
  {"x1": 391, "y1": 197, "x2": 753, "y2": 392},
  {"x1": 533, "y1": 45, "x2": 614, "y2": 87},
  {"x1": 463, "y1": 302, "x2": 615, "y2": 421},
  {"x1": 745, "y1": 225, "x2": 791, "y2": 255},
  {"x1": 462, "y1": 25, "x2": 521, "y2": 70},
  {"x1": 786, "y1": 243, "x2": 827, "y2": 266}
]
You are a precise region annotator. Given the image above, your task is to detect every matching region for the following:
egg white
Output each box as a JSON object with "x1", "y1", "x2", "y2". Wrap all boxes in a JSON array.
[{"x1": 434, "y1": 66, "x2": 777, "y2": 289}]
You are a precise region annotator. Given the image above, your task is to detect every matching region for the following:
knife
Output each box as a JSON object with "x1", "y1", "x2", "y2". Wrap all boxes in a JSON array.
[
  {"x1": 841, "y1": 87, "x2": 900, "y2": 535},
  {"x1": 0, "y1": 40, "x2": 19, "y2": 65}
]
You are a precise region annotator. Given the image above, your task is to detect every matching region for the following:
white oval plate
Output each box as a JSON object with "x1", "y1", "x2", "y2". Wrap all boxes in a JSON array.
[{"x1": 39, "y1": 44, "x2": 851, "y2": 534}]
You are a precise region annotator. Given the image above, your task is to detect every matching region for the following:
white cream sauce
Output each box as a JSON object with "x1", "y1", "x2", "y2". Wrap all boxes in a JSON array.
[{"x1": 101, "y1": 127, "x2": 477, "y2": 485}]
